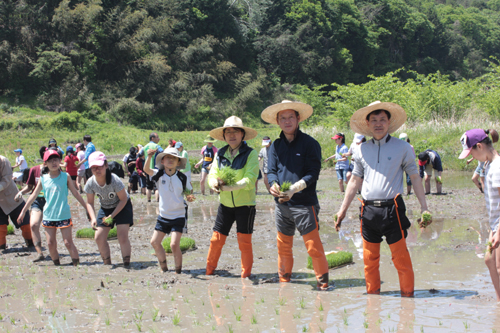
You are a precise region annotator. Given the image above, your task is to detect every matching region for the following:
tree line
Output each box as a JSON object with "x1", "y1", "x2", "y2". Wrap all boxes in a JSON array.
[{"x1": 1, "y1": 0, "x2": 499, "y2": 130}]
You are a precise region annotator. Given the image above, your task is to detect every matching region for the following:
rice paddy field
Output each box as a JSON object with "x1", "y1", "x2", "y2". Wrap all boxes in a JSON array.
[{"x1": 0, "y1": 171, "x2": 498, "y2": 332}]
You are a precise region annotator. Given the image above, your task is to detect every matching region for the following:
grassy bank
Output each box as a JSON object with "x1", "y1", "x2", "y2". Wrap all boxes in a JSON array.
[{"x1": 1, "y1": 106, "x2": 498, "y2": 173}]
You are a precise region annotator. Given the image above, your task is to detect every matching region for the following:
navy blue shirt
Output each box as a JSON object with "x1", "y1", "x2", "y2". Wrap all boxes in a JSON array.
[
  {"x1": 267, "y1": 129, "x2": 321, "y2": 206},
  {"x1": 419, "y1": 149, "x2": 443, "y2": 178}
]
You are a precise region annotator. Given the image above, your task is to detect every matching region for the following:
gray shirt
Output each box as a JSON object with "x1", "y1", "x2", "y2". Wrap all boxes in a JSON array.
[
  {"x1": 84, "y1": 173, "x2": 129, "y2": 209},
  {"x1": 352, "y1": 134, "x2": 418, "y2": 200},
  {"x1": 258, "y1": 146, "x2": 270, "y2": 173}
]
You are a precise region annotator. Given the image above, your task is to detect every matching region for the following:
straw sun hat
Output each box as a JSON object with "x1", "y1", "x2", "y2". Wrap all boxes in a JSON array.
[
  {"x1": 209, "y1": 116, "x2": 258, "y2": 142},
  {"x1": 350, "y1": 101, "x2": 407, "y2": 137},
  {"x1": 261, "y1": 100, "x2": 313, "y2": 125},
  {"x1": 204, "y1": 135, "x2": 217, "y2": 143},
  {"x1": 155, "y1": 147, "x2": 187, "y2": 170}
]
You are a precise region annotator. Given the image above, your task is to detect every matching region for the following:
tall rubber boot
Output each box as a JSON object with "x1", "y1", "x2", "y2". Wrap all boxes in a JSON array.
[
  {"x1": 363, "y1": 240, "x2": 381, "y2": 294},
  {"x1": 237, "y1": 233, "x2": 253, "y2": 278},
  {"x1": 277, "y1": 232, "x2": 294, "y2": 282},
  {"x1": 302, "y1": 228, "x2": 329, "y2": 289},
  {"x1": 389, "y1": 238, "x2": 414, "y2": 297},
  {"x1": 206, "y1": 231, "x2": 227, "y2": 275},
  {"x1": 0, "y1": 225, "x2": 7, "y2": 250},
  {"x1": 20, "y1": 224, "x2": 33, "y2": 247}
]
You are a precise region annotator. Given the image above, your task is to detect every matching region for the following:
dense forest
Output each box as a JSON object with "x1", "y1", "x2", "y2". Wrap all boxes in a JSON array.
[{"x1": 1, "y1": 0, "x2": 500, "y2": 130}]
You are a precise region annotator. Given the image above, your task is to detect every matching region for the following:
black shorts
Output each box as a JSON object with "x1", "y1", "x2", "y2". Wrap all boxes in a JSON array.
[
  {"x1": 155, "y1": 216, "x2": 186, "y2": 234},
  {"x1": 213, "y1": 204, "x2": 256, "y2": 236},
  {"x1": 96, "y1": 200, "x2": 134, "y2": 228},
  {"x1": 31, "y1": 197, "x2": 46, "y2": 212},
  {"x1": 0, "y1": 202, "x2": 29, "y2": 228},
  {"x1": 85, "y1": 168, "x2": 93, "y2": 180},
  {"x1": 129, "y1": 171, "x2": 139, "y2": 184},
  {"x1": 360, "y1": 195, "x2": 410, "y2": 245},
  {"x1": 70, "y1": 175, "x2": 77, "y2": 181},
  {"x1": 146, "y1": 174, "x2": 155, "y2": 190}
]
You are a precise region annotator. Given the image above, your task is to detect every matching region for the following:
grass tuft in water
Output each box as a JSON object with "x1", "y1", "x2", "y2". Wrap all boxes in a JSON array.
[
  {"x1": 307, "y1": 251, "x2": 352, "y2": 269},
  {"x1": 76, "y1": 227, "x2": 117, "y2": 239},
  {"x1": 161, "y1": 237, "x2": 196, "y2": 253}
]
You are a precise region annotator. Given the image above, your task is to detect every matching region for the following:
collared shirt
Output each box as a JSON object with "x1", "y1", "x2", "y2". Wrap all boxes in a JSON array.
[
  {"x1": 84, "y1": 142, "x2": 96, "y2": 169},
  {"x1": 335, "y1": 144, "x2": 349, "y2": 170},
  {"x1": 352, "y1": 134, "x2": 418, "y2": 200},
  {"x1": 267, "y1": 129, "x2": 321, "y2": 206}
]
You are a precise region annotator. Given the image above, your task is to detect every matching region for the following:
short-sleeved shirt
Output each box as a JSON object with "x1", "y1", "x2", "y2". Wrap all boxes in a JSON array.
[
  {"x1": 352, "y1": 134, "x2": 418, "y2": 200},
  {"x1": 484, "y1": 158, "x2": 500, "y2": 232},
  {"x1": 84, "y1": 142, "x2": 96, "y2": 169},
  {"x1": 201, "y1": 145, "x2": 218, "y2": 168},
  {"x1": 335, "y1": 144, "x2": 349, "y2": 170},
  {"x1": 64, "y1": 154, "x2": 79, "y2": 176},
  {"x1": 152, "y1": 169, "x2": 192, "y2": 220},
  {"x1": 258, "y1": 146, "x2": 270, "y2": 173},
  {"x1": 27, "y1": 165, "x2": 44, "y2": 197},
  {"x1": 77, "y1": 151, "x2": 85, "y2": 171},
  {"x1": 84, "y1": 173, "x2": 129, "y2": 209},
  {"x1": 144, "y1": 142, "x2": 163, "y2": 169},
  {"x1": 179, "y1": 150, "x2": 191, "y2": 174},
  {"x1": 16, "y1": 155, "x2": 28, "y2": 170}
]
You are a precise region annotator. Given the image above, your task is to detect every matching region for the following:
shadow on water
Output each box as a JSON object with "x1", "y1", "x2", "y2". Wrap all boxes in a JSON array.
[{"x1": 380, "y1": 289, "x2": 478, "y2": 299}]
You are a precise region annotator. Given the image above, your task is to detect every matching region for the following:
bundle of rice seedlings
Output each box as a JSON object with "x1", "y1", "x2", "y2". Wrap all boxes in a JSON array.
[
  {"x1": 278, "y1": 181, "x2": 292, "y2": 203},
  {"x1": 334, "y1": 214, "x2": 341, "y2": 231},
  {"x1": 7, "y1": 224, "x2": 14, "y2": 235},
  {"x1": 216, "y1": 167, "x2": 238, "y2": 188},
  {"x1": 486, "y1": 241, "x2": 493, "y2": 255},
  {"x1": 419, "y1": 211, "x2": 433, "y2": 228},
  {"x1": 307, "y1": 251, "x2": 353, "y2": 269},
  {"x1": 103, "y1": 217, "x2": 114, "y2": 225},
  {"x1": 161, "y1": 237, "x2": 196, "y2": 253},
  {"x1": 436, "y1": 176, "x2": 442, "y2": 184},
  {"x1": 76, "y1": 227, "x2": 117, "y2": 239}
]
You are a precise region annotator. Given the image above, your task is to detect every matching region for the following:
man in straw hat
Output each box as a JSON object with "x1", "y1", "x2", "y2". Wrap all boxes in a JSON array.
[
  {"x1": 335, "y1": 101, "x2": 430, "y2": 297},
  {"x1": 261, "y1": 100, "x2": 330, "y2": 290},
  {"x1": 206, "y1": 116, "x2": 259, "y2": 278},
  {"x1": 195, "y1": 135, "x2": 218, "y2": 196}
]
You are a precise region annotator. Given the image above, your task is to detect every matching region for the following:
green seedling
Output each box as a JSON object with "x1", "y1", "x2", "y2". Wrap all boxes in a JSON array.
[
  {"x1": 76, "y1": 227, "x2": 117, "y2": 239},
  {"x1": 419, "y1": 211, "x2": 432, "y2": 228},
  {"x1": 436, "y1": 176, "x2": 442, "y2": 184},
  {"x1": 172, "y1": 311, "x2": 180, "y2": 326},
  {"x1": 216, "y1": 167, "x2": 238, "y2": 187},
  {"x1": 103, "y1": 216, "x2": 114, "y2": 226},
  {"x1": 307, "y1": 251, "x2": 353, "y2": 269},
  {"x1": 486, "y1": 241, "x2": 493, "y2": 255},
  {"x1": 161, "y1": 237, "x2": 196, "y2": 253},
  {"x1": 280, "y1": 181, "x2": 292, "y2": 192},
  {"x1": 7, "y1": 224, "x2": 14, "y2": 235}
]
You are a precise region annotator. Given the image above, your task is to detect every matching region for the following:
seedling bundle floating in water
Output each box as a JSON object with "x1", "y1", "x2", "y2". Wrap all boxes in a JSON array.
[
  {"x1": 76, "y1": 227, "x2": 117, "y2": 239},
  {"x1": 216, "y1": 167, "x2": 238, "y2": 187},
  {"x1": 161, "y1": 237, "x2": 196, "y2": 253},
  {"x1": 307, "y1": 251, "x2": 353, "y2": 270}
]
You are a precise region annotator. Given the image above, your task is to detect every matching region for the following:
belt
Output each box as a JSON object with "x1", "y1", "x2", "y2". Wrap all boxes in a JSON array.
[{"x1": 363, "y1": 199, "x2": 395, "y2": 207}]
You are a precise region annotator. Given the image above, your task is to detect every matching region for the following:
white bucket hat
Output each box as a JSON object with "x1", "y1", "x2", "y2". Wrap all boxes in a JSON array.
[
  {"x1": 350, "y1": 101, "x2": 407, "y2": 137},
  {"x1": 209, "y1": 116, "x2": 258, "y2": 142},
  {"x1": 155, "y1": 147, "x2": 187, "y2": 170},
  {"x1": 261, "y1": 100, "x2": 313, "y2": 125}
]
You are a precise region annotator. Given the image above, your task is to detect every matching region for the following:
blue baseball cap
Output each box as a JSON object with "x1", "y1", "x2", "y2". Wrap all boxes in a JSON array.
[
  {"x1": 14, "y1": 149, "x2": 22, "y2": 153},
  {"x1": 175, "y1": 142, "x2": 183, "y2": 149},
  {"x1": 66, "y1": 146, "x2": 74, "y2": 152}
]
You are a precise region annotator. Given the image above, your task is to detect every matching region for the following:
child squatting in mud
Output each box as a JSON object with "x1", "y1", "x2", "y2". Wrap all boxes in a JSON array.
[{"x1": 144, "y1": 147, "x2": 194, "y2": 273}]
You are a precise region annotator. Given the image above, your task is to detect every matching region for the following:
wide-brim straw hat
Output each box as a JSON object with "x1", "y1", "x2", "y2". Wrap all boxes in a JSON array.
[
  {"x1": 261, "y1": 100, "x2": 313, "y2": 125},
  {"x1": 350, "y1": 101, "x2": 407, "y2": 137},
  {"x1": 209, "y1": 116, "x2": 258, "y2": 142},
  {"x1": 204, "y1": 135, "x2": 217, "y2": 143},
  {"x1": 155, "y1": 148, "x2": 187, "y2": 170}
]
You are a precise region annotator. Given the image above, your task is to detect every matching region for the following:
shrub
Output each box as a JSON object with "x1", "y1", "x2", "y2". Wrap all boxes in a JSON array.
[{"x1": 161, "y1": 237, "x2": 196, "y2": 253}]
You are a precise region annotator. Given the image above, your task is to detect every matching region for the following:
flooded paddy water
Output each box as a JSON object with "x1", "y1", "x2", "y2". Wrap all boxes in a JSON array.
[{"x1": 1, "y1": 171, "x2": 499, "y2": 332}]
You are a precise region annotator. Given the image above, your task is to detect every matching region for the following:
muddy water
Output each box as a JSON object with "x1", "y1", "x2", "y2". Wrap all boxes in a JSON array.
[{"x1": 1, "y1": 171, "x2": 499, "y2": 332}]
